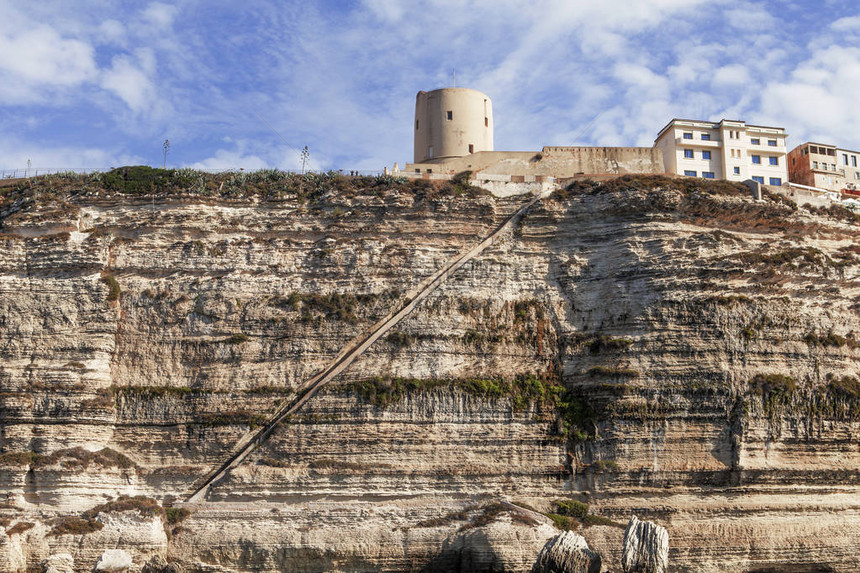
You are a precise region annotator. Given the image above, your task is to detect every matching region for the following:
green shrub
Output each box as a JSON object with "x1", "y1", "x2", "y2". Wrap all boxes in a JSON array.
[
  {"x1": 708, "y1": 294, "x2": 752, "y2": 306},
  {"x1": 546, "y1": 513, "x2": 575, "y2": 530},
  {"x1": 592, "y1": 459, "x2": 618, "y2": 473},
  {"x1": 588, "y1": 335, "x2": 633, "y2": 354},
  {"x1": 344, "y1": 374, "x2": 562, "y2": 412},
  {"x1": 224, "y1": 333, "x2": 250, "y2": 344},
  {"x1": 385, "y1": 331, "x2": 414, "y2": 348},
  {"x1": 828, "y1": 376, "x2": 860, "y2": 398},
  {"x1": 554, "y1": 499, "x2": 589, "y2": 519},
  {"x1": 586, "y1": 366, "x2": 639, "y2": 378},
  {"x1": 275, "y1": 292, "x2": 375, "y2": 325},
  {"x1": 805, "y1": 331, "x2": 855, "y2": 348},
  {"x1": 557, "y1": 393, "x2": 597, "y2": 442},
  {"x1": 741, "y1": 325, "x2": 757, "y2": 341},
  {"x1": 582, "y1": 514, "x2": 625, "y2": 528},
  {"x1": 0, "y1": 451, "x2": 40, "y2": 466},
  {"x1": 750, "y1": 374, "x2": 797, "y2": 397},
  {"x1": 164, "y1": 507, "x2": 192, "y2": 525},
  {"x1": 102, "y1": 275, "x2": 121, "y2": 302},
  {"x1": 100, "y1": 166, "x2": 196, "y2": 195}
]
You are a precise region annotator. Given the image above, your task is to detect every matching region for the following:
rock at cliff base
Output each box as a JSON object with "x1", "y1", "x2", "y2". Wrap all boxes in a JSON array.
[
  {"x1": 621, "y1": 516, "x2": 668, "y2": 573},
  {"x1": 93, "y1": 549, "x2": 133, "y2": 572},
  {"x1": 42, "y1": 553, "x2": 74, "y2": 573},
  {"x1": 142, "y1": 555, "x2": 182, "y2": 573},
  {"x1": 532, "y1": 531, "x2": 602, "y2": 573}
]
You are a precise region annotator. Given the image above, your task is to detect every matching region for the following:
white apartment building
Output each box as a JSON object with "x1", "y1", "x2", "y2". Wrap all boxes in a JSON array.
[{"x1": 654, "y1": 119, "x2": 788, "y2": 186}]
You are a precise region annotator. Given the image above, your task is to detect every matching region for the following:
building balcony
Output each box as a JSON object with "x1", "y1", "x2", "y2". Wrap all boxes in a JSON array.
[
  {"x1": 812, "y1": 167, "x2": 845, "y2": 176},
  {"x1": 674, "y1": 138, "x2": 721, "y2": 148}
]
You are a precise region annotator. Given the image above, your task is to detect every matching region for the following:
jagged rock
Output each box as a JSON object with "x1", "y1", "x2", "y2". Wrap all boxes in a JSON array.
[
  {"x1": 142, "y1": 555, "x2": 183, "y2": 573},
  {"x1": 621, "y1": 516, "x2": 668, "y2": 573},
  {"x1": 93, "y1": 549, "x2": 133, "y2": 572},
  {"x1": 532, "y1": 531, "x2": 601, "y2": 573},
  {"x1": 425, "y1": 508, "x2": 558, "y2": 572},
  {"x1": 42, "y1": 553, "x2": 74, "y2": 573}
]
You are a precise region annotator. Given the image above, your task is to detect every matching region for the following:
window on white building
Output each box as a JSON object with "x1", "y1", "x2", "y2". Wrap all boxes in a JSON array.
[
  {"x1": 752, "y1": 155, "x2": 761, "y2": 164},
  {"x1": 844, "y1": 154, "x2": 849, "y2": 165},
  {"x1": 683, "y1": 132, "x2": 693, "y2": 139},
  {"x1": 703, "y1": 171, "x2": 715, "y2": 179},
  {"x1": 853, "y1": 156, "x2": 858, "y2": 167},
  {"x1": 684, "y1": 149, "x2": 694, "y2": 159},
  {"x1": 768, "y1": 140, "x2": 777, "y2": 147},
  {"x1": 769, "y1": 177, "x2": 782, "y2": 185},
  {"x1": 751, "y1": 138, "x2": 760, "y2": 145},
  {"x1": 769, "y1": 157, "x2": 778, "y2": 166},
  {"x1": 702, "y1": 150, "x2": 712, "y2": 159},
  {"x1": 701, "y1": 133, "x2": 711, "y2": 141},
  {"x1": 733, "y1": 166, "x2": 740, "y2": 175},
  {"x1": 813, "y1": 161, "x2": 818, "y2": 169},
  {"x1": 684, "y1": 170, "x2": 697, "y2": 177},
  {"x1": 752, "y1": 176, "x2": 764, "y2": 184}
]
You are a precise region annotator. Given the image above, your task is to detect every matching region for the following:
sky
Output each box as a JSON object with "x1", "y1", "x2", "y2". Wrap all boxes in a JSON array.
[{"x1": 2, "y1": 0, "x2": 860, "y2": 173}]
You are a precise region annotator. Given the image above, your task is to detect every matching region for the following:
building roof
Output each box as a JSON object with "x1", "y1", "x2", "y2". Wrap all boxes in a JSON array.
[{"x1": 655, "y1": 118, "x2": 786, "y2": 142}]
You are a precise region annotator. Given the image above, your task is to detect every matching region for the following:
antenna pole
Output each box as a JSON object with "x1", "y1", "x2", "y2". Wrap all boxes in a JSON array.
[{"x1": 452, "y1": 68, "x2": 456, "y2": 87}]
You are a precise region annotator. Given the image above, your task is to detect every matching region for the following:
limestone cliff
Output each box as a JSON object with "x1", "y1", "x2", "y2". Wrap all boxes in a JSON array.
[{"x1": 0, "y1": 170, "x2": 858, "y2": 572}]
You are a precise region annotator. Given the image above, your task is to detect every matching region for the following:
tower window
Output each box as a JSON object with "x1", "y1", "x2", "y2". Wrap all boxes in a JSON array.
[
  {"x1": 485, "y1": 117, "x2": 488, "y2": 127},
  {"x1": 415, "y1": 120, "x2": 419, "y2": 130},
  {"x1": 446, "y1": 110, "x2": 453, "y2": 120},
  {"x1": 468, "y1": 144, "x2": 474, "y2": 153}
]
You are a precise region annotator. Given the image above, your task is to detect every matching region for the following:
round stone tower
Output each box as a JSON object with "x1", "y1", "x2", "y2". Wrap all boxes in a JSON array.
[{"x1": 413, "y1": 88, "x2": 493, "y2": 163}]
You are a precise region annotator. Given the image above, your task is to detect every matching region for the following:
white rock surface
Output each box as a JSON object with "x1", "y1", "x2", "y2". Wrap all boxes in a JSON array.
[
  {"x1": 42, "y1": 553, "x2": 74, "y2": 573},
  {"x1": 94, "y1": 549, "x2": 133, "y2": 572},
  {"x1": 621, "y1": 516, "x2": 668, "y2": 573},
  {"x1": 532, "y1": 530, "x2": 601, "y2": 573}
]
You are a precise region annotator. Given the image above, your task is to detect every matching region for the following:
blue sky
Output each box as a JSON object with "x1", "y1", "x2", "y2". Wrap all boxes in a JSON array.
[{"x1": 2, "y1": 0, "x2": 860, "y2": 172}]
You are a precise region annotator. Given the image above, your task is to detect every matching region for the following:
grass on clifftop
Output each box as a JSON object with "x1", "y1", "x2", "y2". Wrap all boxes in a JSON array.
[
  {"x1": 0, "y1": 167, "x2": 491, "y2": 215},
  {"x1": 550, "y1": 174, "x2": 859, "y2": 231}
]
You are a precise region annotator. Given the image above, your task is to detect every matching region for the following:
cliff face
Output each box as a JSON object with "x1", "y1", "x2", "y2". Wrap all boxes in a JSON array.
[{"x1": 0, "y1": 172, "x2": 858, "y2": 572}]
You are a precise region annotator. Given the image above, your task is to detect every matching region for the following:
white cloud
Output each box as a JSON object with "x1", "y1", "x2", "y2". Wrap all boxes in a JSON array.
[
  {"x1": 759, "y1": 46, "x2": 860, "y2": 145},
  {"x1": 0, "y1": 140, "x2": 143, "y2": 171},
  {"x1": 0, "y1": 24, "x2": 97, "y2": 103},
  {"x1": 141, "y1": 3, "x2": 179, "y2": 30},
  {"x1": 99, "y1": 20, "x2": 127, "y2": 45},
  {"x1": 831, "y1": 16, "x2": 860, "y2": 32},
  {"x1": 712, "y1": 64, "x2": 751, "y2": 86},
  {"x1": 363, "y1": 0, "x2": 405, "y2": 23},
  {"x1": 189, "y1": 150, "x2": 269, "y2": 171},
  {"x1": 100, "y1": 50, "x2": 157, "y2": 114}
]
